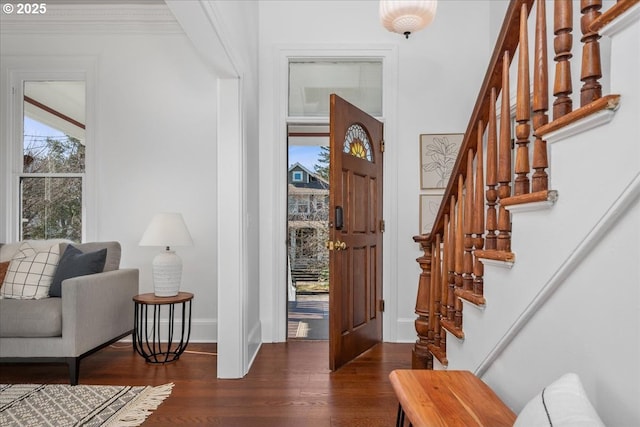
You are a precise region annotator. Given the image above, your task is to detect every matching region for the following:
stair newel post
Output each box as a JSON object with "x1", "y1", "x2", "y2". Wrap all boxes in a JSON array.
[
  {"x1": 463, "y1": 151, "x2": 475, "y2": 293},
  {"x1": 553, "y1": 0, "x2": 573, "y2": 119},
  {"x1": 515, "y1": 2, "x2": 531, "y2": 196},
  {"x1": 497, "y1": 51, "x2": 513, "y2": 252},
  {"x1": 440, "y1": 215, "x2": 450, "y2": 354},
  {"x1": 532, "y1": 0, "x2": 550, "y2": 192},
  {"x1": 446, "y1": 196, "x2": 457, "y2": 324},
  {"x1": 486, "y1": 88, "x2": 499, "y2": 251},
  {"x1": 580, "y1": 0, "x2": 603, "y2": 106},
  {"x1": 430, "y1": 234, "x2": 442, "y2": 355},
  {"x1": 412, "y1": 235, "x2": 433, "y2": 369},
  {"x1": 454, "y1": 175, "x2": 465, "y2": 330},
  {"x1": 473, "y1": 121, "x2": 485, "y2": 298}
]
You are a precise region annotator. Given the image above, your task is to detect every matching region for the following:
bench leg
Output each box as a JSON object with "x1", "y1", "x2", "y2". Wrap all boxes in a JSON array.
[{"x1": 396, "y1": 403, "x2": 405, "y2": 427}]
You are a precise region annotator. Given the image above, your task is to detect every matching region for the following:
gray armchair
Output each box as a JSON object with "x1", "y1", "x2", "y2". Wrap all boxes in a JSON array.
[{"x1": 0, "y1": 240, "x2": 139, "y2": 385}]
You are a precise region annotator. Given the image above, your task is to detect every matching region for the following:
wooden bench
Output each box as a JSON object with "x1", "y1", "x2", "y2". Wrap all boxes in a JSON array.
[{"x1": 389, "y1": 370, "x2": 516, "y2": 427}]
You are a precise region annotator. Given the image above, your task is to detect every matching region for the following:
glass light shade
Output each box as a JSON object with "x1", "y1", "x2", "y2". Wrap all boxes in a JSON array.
[
  {"x1": 139, "y1": 212, "x2": 193, "y2": 248},
  {"x1": 379, "y1": 0, "x2": 437, "y2": 38}
]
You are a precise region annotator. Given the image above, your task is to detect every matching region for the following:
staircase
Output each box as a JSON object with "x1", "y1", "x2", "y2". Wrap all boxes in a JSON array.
[
  {"x1": 290, "y1": 268, "x2": 321, "y2": 284},
  {"x1": 290, "y1": 258, "x2": 325, "y2": 284},
  {"x1": 411, "y1": 1, "x2": 640, "y2": 425}
]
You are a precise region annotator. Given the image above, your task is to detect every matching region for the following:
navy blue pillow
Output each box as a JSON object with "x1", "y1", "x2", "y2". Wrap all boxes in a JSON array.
[{"x1": 49, "y1": 245, "x2": 107, "y2": 297}]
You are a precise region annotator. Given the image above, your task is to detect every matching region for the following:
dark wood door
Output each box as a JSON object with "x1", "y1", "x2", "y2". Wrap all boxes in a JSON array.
[{"x1": 329, "y1": 95, "x2": 384, "y2": 371}]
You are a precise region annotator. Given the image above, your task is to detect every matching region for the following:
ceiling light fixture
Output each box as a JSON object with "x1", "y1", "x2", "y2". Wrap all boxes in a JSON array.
[{"x1": 379, "y1": 0, "x2": 437, "y2": 39}]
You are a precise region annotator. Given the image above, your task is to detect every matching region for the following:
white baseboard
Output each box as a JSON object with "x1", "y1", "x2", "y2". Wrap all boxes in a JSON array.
[
  {"x1": 119, "y1": 318, "x2": 217, "y2": 343},
  {"x1": 395, "y1": 317, "x2": 418, "y2": 343}
]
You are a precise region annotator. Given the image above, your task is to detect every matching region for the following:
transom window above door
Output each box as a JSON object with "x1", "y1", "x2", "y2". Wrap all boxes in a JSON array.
[{"x1": 288, "y1": 60, "x2": 382, "y2": 117}]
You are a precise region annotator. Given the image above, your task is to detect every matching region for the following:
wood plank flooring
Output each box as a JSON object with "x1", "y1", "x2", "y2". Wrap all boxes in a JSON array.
[{"x1": 0, "y1": 341, "x2": 413, "y2": 426}]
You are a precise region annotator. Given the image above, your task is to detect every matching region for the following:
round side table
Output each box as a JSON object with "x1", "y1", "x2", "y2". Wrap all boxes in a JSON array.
[{"x1": 133, "y1": 292, "x2": 193, "y2": 364}]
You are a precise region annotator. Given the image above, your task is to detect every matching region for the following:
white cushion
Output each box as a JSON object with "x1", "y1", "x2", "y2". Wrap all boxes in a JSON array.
[
  {"x1": 514, "y1": 373, "x2": 605, "y2": 427},
  {"x1": 0, "y1": 242, "x2": 60, "y2": 299}
]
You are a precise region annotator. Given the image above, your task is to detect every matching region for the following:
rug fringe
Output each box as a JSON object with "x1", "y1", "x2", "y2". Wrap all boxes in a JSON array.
[{"x1": 104, "y1": 383, "x2": 174, "y2": 427}]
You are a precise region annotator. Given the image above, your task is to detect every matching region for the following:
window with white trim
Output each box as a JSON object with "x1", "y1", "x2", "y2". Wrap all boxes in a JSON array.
[
  {"x1": 292, "y1": 171, "x2": 303, "y2": 182},
  {"x1": 16, "y1": 79, "x2": 86, "y2": 241}
]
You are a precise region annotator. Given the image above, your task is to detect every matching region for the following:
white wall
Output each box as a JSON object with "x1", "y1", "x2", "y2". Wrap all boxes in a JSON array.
[
  {"x1": 215, "y1": 0, "x2": 261, "y2": 373},
  {"x1": 0, "y1": 8, "x2": 219, "y2": 342},
  {"x1": 165, "y1": 0, "x2": 261, "y2": 377},
  {"x1": 258, "y1": 0, "x2": 494, "y2": 343}
]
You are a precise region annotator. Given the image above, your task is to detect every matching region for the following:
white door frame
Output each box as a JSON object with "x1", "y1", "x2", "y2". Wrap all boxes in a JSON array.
[
  {"x1": 165, "y1": 0, "x2": 249, "y2": 379},
  {"x1": 259, "y1": 45, "x2": 399, "y2": 343}
]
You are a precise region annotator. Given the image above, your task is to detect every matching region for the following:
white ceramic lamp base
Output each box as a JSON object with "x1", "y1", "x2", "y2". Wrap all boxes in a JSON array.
[{"x1": 152, "y1": 249, "x2": 182, "y2": 297}]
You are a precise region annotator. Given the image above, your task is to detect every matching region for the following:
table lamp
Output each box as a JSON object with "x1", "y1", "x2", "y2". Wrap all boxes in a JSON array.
[{"x1": 139, "y1": 212, "x2": 193, "y2": 297}]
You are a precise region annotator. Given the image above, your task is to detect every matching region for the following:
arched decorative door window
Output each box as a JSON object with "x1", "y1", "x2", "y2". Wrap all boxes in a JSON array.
[{"x1": 343, "y1": 124, "x2": 372, "y2": 162}]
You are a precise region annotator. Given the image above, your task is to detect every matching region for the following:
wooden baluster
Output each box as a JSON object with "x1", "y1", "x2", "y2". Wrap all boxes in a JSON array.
[
  {"x1": 463, "y1": 151, "x2": 474, "y2": 292},
  {"x1": 454, "y1": 175, "x2": 464, "y2": 329},
  {"x1": 412, "y1": 236, "x2": 432, "y2": 369},
  {"x1": 473, "y1": 121, "x2": 485, "y2": 297},
  {"x1": 515, "y1": 3, "x2": 531, "y2": 196},
  {"x1": 553, "y1": 0, "x2": 573, "y2": 119},
  {"x1": 440, "y1": 215, "x2": 449, "y2": 353},
  {"x1": 580, "y1": 0, "x2": 603, "y2": 106},
  {"x1": 497, "y1": 52, "x2": 512, "y2": 252},
  {"x1": 532, "y1": 0, "x2": 549, "y2": 192},
  {"x1": 431, "y1": 235, "x2": 442, "y2": 353},
  {"x1": 485, "y1": 88, "x2": 498, "y2": 251},
  {"x1": 447, "y1": 195, "x2": 456, "y2": 323}
]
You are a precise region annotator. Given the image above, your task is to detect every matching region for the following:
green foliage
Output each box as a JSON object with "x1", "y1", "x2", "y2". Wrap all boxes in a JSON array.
[{"x1": 314, "y1": 146, "x2": 330, "y2": 181}]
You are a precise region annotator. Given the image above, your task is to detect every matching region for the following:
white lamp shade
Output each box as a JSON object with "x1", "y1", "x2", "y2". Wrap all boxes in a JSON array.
[
  {"x1": 379, "y1": 0, "x2": 437, "y2": 37},
  {"x1": 140, "y1": 213, "x2": 193, "y2": 297},
  {"x1": 139, "y1": 213, "x2": 193, "y2": 248}
]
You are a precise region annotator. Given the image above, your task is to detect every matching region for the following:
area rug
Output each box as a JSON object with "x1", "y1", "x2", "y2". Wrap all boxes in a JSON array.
[{"x1": 0, "y1": 382, "x2": 173, "y2": 427}]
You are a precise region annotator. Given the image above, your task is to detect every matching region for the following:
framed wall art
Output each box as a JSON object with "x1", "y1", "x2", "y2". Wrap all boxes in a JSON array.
[
  {"x1": 419, "y1": 194, "x2": 444, "y2": 235},
  {"x1": 420, "y1": 133, "x2": 464, "y2": 190}
]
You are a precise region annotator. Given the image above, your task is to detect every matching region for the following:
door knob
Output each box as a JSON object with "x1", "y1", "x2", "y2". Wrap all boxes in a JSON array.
[{"x1": 326, "y1": 240, "x2": 347, "y2": 251}]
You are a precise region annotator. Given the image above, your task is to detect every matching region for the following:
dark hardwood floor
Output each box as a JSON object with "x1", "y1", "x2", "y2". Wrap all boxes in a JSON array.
[{"x1": 0, "y1": 341, "x2": 413, "y2": 426}]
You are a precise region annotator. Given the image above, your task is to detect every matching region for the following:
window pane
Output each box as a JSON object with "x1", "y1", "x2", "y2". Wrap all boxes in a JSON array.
[
  {"x1": 21, "y1": 177, "x2": 82, "y2": 241},
  {"x1": 23, "y1": 132, "x2": 85, "y2": 173},
  {"x1": 289, "y1": 61, "x2": 382, "y2": 117},
  {"x1": 23, "y1": 81, "x2": 85, "y2": 173}
]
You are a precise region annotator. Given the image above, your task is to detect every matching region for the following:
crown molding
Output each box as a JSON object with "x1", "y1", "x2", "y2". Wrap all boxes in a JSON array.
[{"x1": 0, "y1": 4, "x2": 183, "y2": 34}]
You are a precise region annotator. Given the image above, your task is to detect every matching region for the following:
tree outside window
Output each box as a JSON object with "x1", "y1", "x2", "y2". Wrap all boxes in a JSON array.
[
  {"x1": 21, "y1": 134, "x2": 84, "y2": 241},
  {"x1": 21, "y1": 80, "x2": 85, "y2": 241}
]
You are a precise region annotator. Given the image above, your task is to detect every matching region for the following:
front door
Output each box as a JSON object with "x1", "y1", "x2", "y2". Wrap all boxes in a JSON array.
[{"x1": 329, "y1": 95, "x2": 384, "y2": 371}]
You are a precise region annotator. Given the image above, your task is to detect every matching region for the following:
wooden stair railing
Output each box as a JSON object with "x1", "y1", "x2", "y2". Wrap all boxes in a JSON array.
[{"x1": 412, "y1": 0, "x2": 629, "y2": 369}]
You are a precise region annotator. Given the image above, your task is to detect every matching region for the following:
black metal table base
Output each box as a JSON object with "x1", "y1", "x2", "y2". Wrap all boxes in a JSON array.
[
  {"x1": 133, "y1": 298, "x2": 192, "y2": 364},
  {"x1": 396, "y1": 403, "x2": 413, "y2": 427}
]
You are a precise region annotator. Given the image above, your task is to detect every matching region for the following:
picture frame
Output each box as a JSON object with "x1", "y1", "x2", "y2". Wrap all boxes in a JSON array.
[
  {"x1": 419, "y1": 194, "x2": 444, "y2": 235},
  {"x1": 420, "y1": 133, "x2": 464, "y2": 190}
]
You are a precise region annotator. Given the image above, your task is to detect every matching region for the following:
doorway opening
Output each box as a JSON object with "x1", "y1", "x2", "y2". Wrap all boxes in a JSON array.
[
  {"x1": 287, "y1": 124, "x2": 330, "y2": 340},
  {"x1": 284, "y1": 58, "x2": 384, "y2": 343}
]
